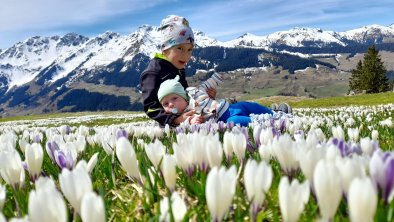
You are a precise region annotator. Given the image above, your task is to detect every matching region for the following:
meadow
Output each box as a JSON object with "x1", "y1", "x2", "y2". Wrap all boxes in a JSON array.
[{"x1": 0, "y1": 93, "x2": 393, "y2": 222}]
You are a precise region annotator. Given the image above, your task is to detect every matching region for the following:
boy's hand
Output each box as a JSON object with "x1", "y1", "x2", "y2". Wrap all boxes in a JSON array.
[
  {"x1": 189, "y1": 115, "x2": 204, "y2": 124},
  {"x1": 206, "y1": 88, "x2": 217, "y2": 99},
  {"x1": 174, "y1": 110, "x2": 195, "y2": 125}
]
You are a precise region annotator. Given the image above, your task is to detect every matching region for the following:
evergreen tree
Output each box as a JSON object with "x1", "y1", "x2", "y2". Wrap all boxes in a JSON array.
[
  {"x1": 349, "y1": 45, "x2": 389, "y2": 93},
  {"x1": 349, "y1": 60, "x2": 363, "y2": 91}
]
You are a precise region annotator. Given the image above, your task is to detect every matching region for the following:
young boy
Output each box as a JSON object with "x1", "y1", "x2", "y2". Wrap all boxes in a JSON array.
[
  {"x1": 157, "y1": 73, "x2": 290, "y2": 126},
  {"x1": 140, "y1": 15, "x2": 216, "y2": 127}
]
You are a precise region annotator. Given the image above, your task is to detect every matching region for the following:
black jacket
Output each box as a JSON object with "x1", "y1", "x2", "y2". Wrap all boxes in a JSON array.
[{"x1": 140, "y1": 56, "x2": 188, "y2": 127}]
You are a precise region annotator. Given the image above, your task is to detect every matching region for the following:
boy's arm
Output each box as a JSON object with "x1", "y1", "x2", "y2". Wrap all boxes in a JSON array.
[{"x1": 140, "y1": 71, "x2": 179, "y2": 126}]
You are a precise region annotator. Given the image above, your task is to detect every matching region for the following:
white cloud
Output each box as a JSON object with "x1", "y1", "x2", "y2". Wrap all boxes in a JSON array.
[{"x1": 0, "y1": 0, "x2": 165, "y2": 32}]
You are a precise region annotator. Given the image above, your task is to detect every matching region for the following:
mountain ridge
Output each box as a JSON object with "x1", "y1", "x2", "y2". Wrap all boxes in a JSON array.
[{"x1": 1, "y1": 23, "x2": 394, "y2": 117}]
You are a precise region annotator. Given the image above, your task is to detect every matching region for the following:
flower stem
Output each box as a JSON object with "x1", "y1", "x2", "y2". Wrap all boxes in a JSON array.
[{"x1": 112, "y1": 151, "x2": 116, "y2": 188}]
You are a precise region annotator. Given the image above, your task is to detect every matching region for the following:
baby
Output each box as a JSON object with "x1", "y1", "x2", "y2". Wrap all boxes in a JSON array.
[{"x1": 157, "y1": 73, "x2": 275, "y2": 126}]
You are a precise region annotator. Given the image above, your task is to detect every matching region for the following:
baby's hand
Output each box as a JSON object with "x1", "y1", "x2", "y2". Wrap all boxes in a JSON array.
[
  {"x1": 189, "y1": 115, "x2": 204, "y2": 124},
  {"x1": 174, "y1": 110, "x2": 195, "y2": 125}
]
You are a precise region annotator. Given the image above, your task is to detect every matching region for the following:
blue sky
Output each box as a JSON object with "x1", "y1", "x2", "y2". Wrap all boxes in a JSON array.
[{"x1": 1, "y1": 0, "x2": 394, "y2": 49}]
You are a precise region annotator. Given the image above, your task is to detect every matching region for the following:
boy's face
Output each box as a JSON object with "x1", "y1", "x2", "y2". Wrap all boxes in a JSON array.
[
  {"x1": 161, "y1": 93, "x2": 188, "y2": 114},
  {"x1": 163, "y1": 43, "x2": 193, "y2": 69}
]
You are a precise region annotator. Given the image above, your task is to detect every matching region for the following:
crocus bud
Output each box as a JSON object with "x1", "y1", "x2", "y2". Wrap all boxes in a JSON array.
[
  {"x1": 223, "y1": 131, "x2": 234, "y2": 161},
  {"x1": 115, "y1": 137, "x2": 140, "y2": 182},
  {"x1": 59, "y1": 162, "x2": 93, "y2": 213},
  {"x1": 159, "y1": 192, "x2": 187, "y2": 222},
  {"x1": 279, "y1": 177, "x2": 310, "y2": 222},
  {"x1": 335, "y1": 156, "x2": 365, "y2": 195},
  {"x1": 161, "y1": 155, "x2": 177, "y2": 191},
  {"x1": 0, "y1": 149, "x2": 25, "y2": 189},
  {"x1": 144, "y1": 139, "x2": 166, "y2": 169},
  {"x1": 25, "y1": 143, "x2": 44, "y2": 180},
  {"x1": 313, "y1": 160, "x2": 342, "y2": 220},
  {"x1": 371, "y1": 130, "x2": 378, "y2": 141},
  {"x1": 87, "y1": 153, "x2": 99, "y2": 174},
  {"x1": 206, "y1": 166, "x2": 237, "y2": 221},
  {"x1": 81, "y1": 192, "x2": 106, "y2": 222},
  {"x1": 359, "y1": 137, "x2": 374, "y2": 156},
  {"x1": 232, "y1": 132, "x2": 247, "y2": 162},
  {"x1": 244, "y1": 159, "x2": 273, "y2": 216},
  {"x1": 29, "y1": 177, "x2": 67, "y2": 222},
  {"x1": 205, "y1": 134, "x2": 223, "y2": 168},
  {"x1": 348, "y1": 177, "x2": 377, "y2": 222}
]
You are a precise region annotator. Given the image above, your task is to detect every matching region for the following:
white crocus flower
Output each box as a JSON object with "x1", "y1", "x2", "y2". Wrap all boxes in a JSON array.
[
  {"x1": 59, "y1": 161, "x2": 93, "y2": 213},
  {"x1": 258, "y1": 143, "x2": 273, "y2": 162},
  {"x1": 334, "y1": 157, "x2": 365, "y2": 195},
  {"x1": 173, "y1": 141, "x2": 194, "y2": 176},
  {"x1": 371, "y1": 130, "x2": 379, "y2": 141},
  {"x1": 332, "y1": 125, "x2": 344, "y2": 139},
  {"x1": 206, "y1": 166, "x2": 237, "y2": 221},
  {"x1": 159, "y1": 192, "x2": 187, "y2": 222},
  {"x1": 244, "y1": 160, "x2": 273, "y2": 214},
  {"x1": 145, "y1": 139, "x2": 166, "y2": 169},
  {"x1": 223, "y1": 131, "x2": 234, "y2": 161},
  {"x1": 231, "y1": 132, "x2": 247, "y2": 162},
  {"x1": 0, "y1": 149, "x2": 25, "y2": 189},
  {"x1": 348, "y1": 177, "x2": 377, "y2": 222},
  {"x1": 80, "y1": 192, "x2": 106, "y2": 222},
  {"x1": 0, "y1": 184, "x2": 5, "y2": 210},
  {"x1": 313, "y1": 160, "x2": 342, "y2": 221},
  {"x1": 87, "y1": 152, "x2": 99, "y2": 174},
  {"x1": 271, "y1": 134, "x2": 298, "y2": 175},
  {"x1": 0, "y1": 212, "x2": 5, "y2": 222},
  {"x1": 259, "y1": 127, "x2": 274, "y2": 145},
  {"x1": 25, "y1": 143, "x2": 44, "y2": 180},
  {"x1": 18, "y1": 139, "x2": 29, "y2": 153},
  {"x1": 205, "y1": 134, "x2": 223, "y2": 168},
  {"x1": 279, "y1": 177, "x2": 310, "y2": 222},
  {"x1": 115, "y1": 137, "x2": 140, "y2": 182},
  {"x1": 28, "y1": 177, "x2": 67, "y2": 222},
  {"x1": 161, "y1": 155, "x2": 177, "y2": 191},
  {"x1": 298, "y1": 146, "x2": 325, "y2": 181},
  {"x1": 359, "y1": 137, "x2": 374, "y2": 156},
  {"x1": 347, "y1": 128, "x2": 359, "y2": 142},
  {"x1": 164, "y1": 124, "x2": 171, "y2": 136}
]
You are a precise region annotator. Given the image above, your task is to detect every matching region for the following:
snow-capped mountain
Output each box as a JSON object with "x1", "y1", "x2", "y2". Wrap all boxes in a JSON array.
[
  {"x1": 1, "y1": 23, "x2": 394, "y2": 116},
  {"x1": 231, "y1": 24, "x2": 394, "y2": 48}
]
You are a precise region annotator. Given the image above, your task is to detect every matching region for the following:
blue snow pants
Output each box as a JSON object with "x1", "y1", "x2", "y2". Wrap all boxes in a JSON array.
[{"x1": 218, "y1": 101, "x2": 273, "y2": 126}]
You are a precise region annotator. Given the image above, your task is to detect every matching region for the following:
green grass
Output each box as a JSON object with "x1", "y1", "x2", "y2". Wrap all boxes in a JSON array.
[
  {"x1": 290, "y1": 92, "x2": 394, "y2": 108},
  {"x1": 0, "y1": 111, "x2": 141, "y2": 122},
  {"x1": 1, "y1": 97, "x2": 394, "y2": 221},
  {"x1": 0, "y1": 111, "x2": 150, "y2": 127}
]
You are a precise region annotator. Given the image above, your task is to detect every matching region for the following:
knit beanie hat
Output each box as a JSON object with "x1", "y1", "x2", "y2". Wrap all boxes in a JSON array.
[
  {"x1": 159, "y1": 15, "x2": 195, "y2": 51},
  {"x1": 157, "y1": 76, "x2": 188, "y2": 102}
]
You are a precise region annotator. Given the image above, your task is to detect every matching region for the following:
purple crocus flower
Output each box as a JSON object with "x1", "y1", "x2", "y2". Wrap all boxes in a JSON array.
[
  {"x1": 217, "y1": 121, "x2": 227, "y2": 132},
  {"x1": 369, "y1": 150, "x2": 394, "y2": 204},
  {"x1": 240, "y1": 127, "x2": 253, "y2": 151},
  {"x1": 46, "y1": 141, "x2": 74, "y2": 169},
  {"x1": 54, "y1": 149, "x2": 74, "y2": 170},
  {"x1": 175, "y1": 127, "x2": 185, "y2": 135},
  {"x1": 33, "y1": 134, "x2": 41, "y2": 143},
  {"x1": 46, "y1": 141, "x2": 60, "y2": 162},
  {"x1": 116, "y1": 129, "x2": 128, "y2": 140},
  {"x1": 253, "y1": 125, "x2": 263, "y2": 149},
  {"x1": 279, "y1": 118, "x2": 286, "y2": 133}
]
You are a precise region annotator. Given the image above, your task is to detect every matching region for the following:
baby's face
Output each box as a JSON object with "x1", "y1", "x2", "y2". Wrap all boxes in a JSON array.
[
  {"x1": 161, "y1": 93, "x2": 188, "y2": 114},
  {"x1": 163, "y1": 43, "x2": 193, "y2": 69}
]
